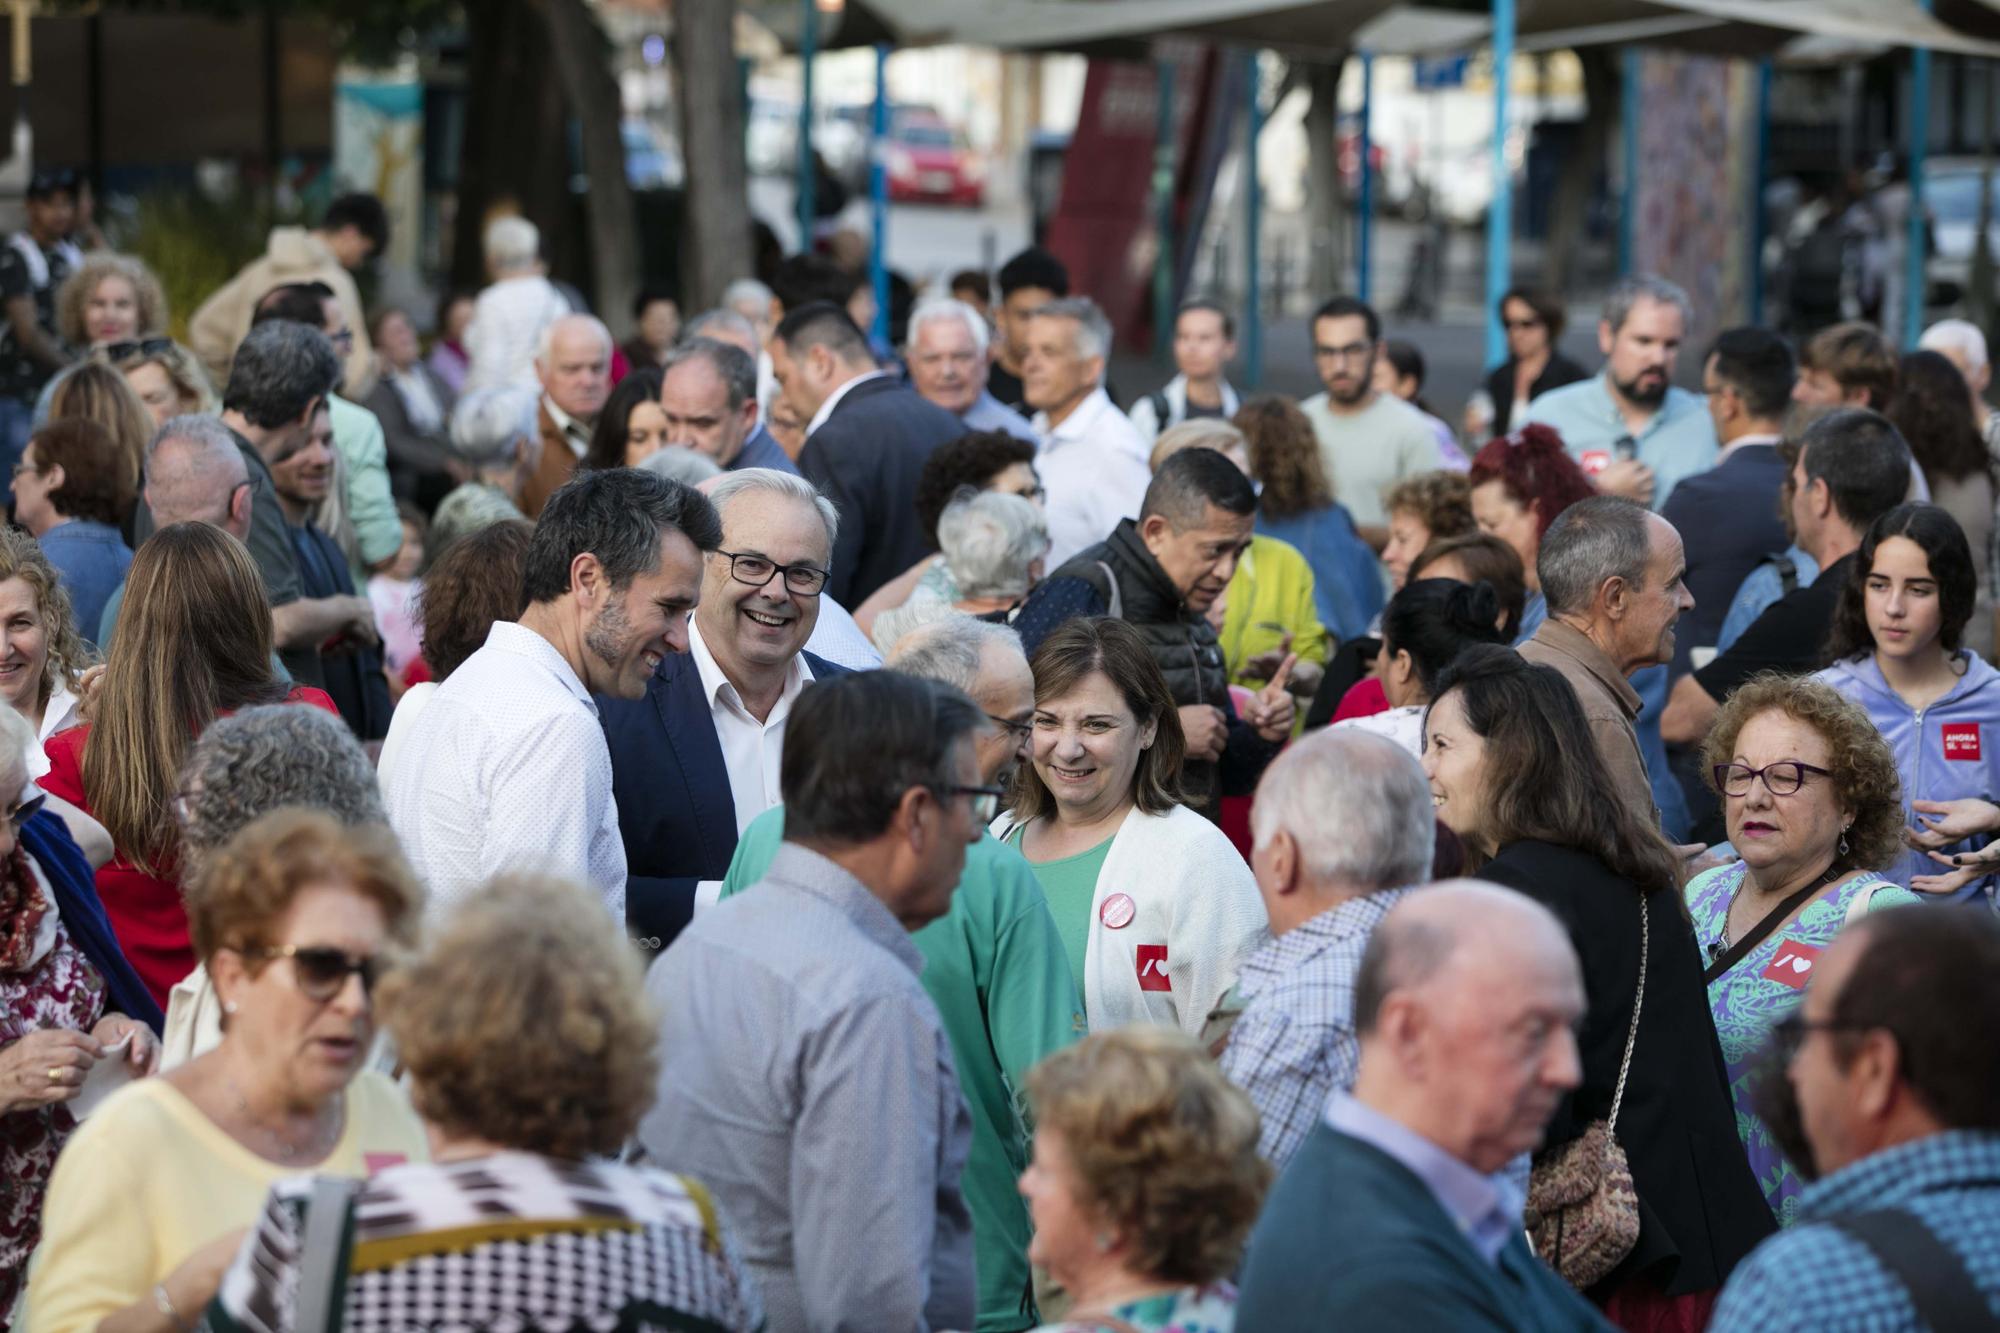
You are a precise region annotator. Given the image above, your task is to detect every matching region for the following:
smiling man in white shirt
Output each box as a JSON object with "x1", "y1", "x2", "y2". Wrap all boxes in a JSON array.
[
  {"x1": 1023, "y1": 297, "x2": 1154, "y2": 566},
  {"x1": 384, "y1": 467, "x2": 718, "y2": 923}
]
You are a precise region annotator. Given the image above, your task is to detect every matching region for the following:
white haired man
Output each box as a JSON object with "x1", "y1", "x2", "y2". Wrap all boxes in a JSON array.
[
  {"x1": 906, "y1": 297, "x2": 1039, "y2": 443},
  {"x1": 521, "y1": 313, "x2": 613, "y2": 517},
  {"x1": 463, "y1": 215, "x2": 575, "y2": 394}
]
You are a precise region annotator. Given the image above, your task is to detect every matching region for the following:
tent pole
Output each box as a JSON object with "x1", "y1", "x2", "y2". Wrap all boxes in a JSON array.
[
  {"x1": 1245, "y1": 47, "x2": 1264, "y2": 389},
  {"x1": 1358, "y1": 50, "x2": 1374, "y2": 305},
  {"x1": 1907, "y1": 9, "x2": 1933, "y2": 348},
  {"x1": 1485, "y1": 0, "x2": 1514, "y2": 367},
  {"x1": 1153, "y1": 59, "x2": 1176, "y2": 361},
  {"x1": 796, "y1": 0, "x2": 818, "y2": 249},
  {"x1": 1619, "y1": 47, "x2": 1639, "y2": 279},
  {"x1": 870, "y1": 42, "x2": 890, "y2": 346}
]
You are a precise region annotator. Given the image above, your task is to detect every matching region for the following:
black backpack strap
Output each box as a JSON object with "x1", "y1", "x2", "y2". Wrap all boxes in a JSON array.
[
  {"x1": 1767, "y1": 552, "x2": 1799, "y2": 596},
  {"x1": 1826, "y1": 1207, "x2": 1995, "y2": 1332},
  {"x1": 1146, "y1": 389, "x2": 1170, "y2": 431}
]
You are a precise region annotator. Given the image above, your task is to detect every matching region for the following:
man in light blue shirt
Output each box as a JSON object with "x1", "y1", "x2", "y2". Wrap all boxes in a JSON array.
[
  {"x1": 1523, "y1": 273, "x2": 1718, "y2": 513},
  {"x1": 907, "y1": 296, "x2": 1040, "y2": 444}
]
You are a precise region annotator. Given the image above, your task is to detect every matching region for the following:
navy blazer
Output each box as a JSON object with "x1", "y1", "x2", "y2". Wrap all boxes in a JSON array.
[
  {"x1": 1660, "y1": 442, "x2": 1790, "y2": 677},
  {"x1": 797, "y1": 375, "x2": 969, "y2": 605},
  {"x1": 598, "y1": 647, "x2": 850, "y2": 951}
]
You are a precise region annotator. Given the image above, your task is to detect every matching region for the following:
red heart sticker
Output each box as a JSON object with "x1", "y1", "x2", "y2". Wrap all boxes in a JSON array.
[
  {"x1": 1760, "y1": 940, "x2": 1822, "y2": 989},
  {"x1": 1136, "y1": 944, "x2": 1171, "y2": 991},
  {"x1": 1099, "y1": 893, "x2": 1136, "y2": 929}
]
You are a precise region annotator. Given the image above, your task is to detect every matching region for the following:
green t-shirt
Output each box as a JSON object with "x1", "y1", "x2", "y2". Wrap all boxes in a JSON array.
[
  {"x1": 1006, "y1": 824, "x2": 1115, "y2": 999},
  {"x1": 722, "y1": 808, "x2": 1084, "y2": 1333}
]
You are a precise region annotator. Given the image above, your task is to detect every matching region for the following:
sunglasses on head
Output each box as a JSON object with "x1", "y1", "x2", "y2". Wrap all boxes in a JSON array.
[
  {"x1": 100, "y1": 337, "x2": 176, "y2": 362},
  {"x1": 245, "y1": 944, "x2": 390, "y2": 1001}
]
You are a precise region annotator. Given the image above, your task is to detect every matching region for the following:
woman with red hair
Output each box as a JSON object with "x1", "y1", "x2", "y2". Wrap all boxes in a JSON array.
[{"x1": 1467, "y1": 423, "x2": 1597, "y2": 643}]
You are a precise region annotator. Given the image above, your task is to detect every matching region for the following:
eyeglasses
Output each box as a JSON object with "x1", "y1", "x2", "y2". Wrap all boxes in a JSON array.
[
  {"x1": 245, "y1": 944, "x2": 391, "y2": 1002},
  {"x1": 940, "y1": 783, "x2": 1008, "y2": 822},
  {"x1": 328, "y1": 328, "x2": 355, "y2": 350},
  {"x1": 1313, "y1": 342, "x2": 1374, "y2": 363},
  {"x1": 1713, "y1": 761, "x2": 1833, "y2": 798},
  {"x1": 985, "y1": 713, "x2": 1033, "y2": 744},
  {"x1": 1772, "y1": 1010, "x2": 1883, "y2": 1063},
  {"x1": 100, "y1": 337, "x2": 176, "y2": 362},
  {"x1": 4, "y1": 790, "x2": 45, "y2": 829},
  {"x1": 1005, "y1": 484, "x2": 1047, "y2": 503},
  {"x1": 715, "y1": 549, "x2": 830, "y2": 597}
]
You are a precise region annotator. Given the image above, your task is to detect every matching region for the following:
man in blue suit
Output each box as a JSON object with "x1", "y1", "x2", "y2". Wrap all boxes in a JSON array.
[
  {"x1": 774, "y1": 300, "x2": 969, "y2": 605},
  {"x1": 601, "y1": 468, "x2": 851, "y2": 951},
  {"x1": 1237, "y1": 881, "x2": 1612, "y2": 1331}
]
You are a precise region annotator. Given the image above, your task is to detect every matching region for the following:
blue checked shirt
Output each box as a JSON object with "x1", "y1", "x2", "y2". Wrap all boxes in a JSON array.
[
  {"x1": 1710, "y1": 1130, "x2": 2000, "y2": 1331},
  {"x1": 1218, "y1": 888, "x2": 1411, "y2": 1168}
]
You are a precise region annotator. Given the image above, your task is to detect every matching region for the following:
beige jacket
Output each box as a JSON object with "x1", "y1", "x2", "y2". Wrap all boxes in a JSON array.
[
  {"x1": 1517, "y1": 617, "x2": 1657, "y2": 827},
  {"x1": 188, "y1": 226, "x2": 376, "y2": 398}
]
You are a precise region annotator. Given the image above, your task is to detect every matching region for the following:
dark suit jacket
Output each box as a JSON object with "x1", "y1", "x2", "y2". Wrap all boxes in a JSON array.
[
  {"x1": 598, "y1": 647, "x2": 849, "y2": 950},
  {"x1": 798, "y1": 375, "x2": 968, "y2": 604},
  {"x1": 1659, "y1": 442, "x2": 1790, "y2": 677},
  {"x1": 1237, "y1": 1124, "x2": 1611, "y2": 1331},
  {"x1": 361, "y1": 366, "x2": 459, "y2": 509},
  {"x1": 1480, "y1": 840, "x2": 1775, "y2": 1296}
]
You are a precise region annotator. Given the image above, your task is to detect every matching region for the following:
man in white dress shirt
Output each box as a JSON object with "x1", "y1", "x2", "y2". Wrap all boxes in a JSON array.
[
  {"x1": 599, "y1": 468, "x2": 852, "y2": 951},
  {"x1": 1023, "y1": 297, "x2": 1153, "y2": 566},
  {"x1": 384, "y1": 468, "x2": 719, "y2": 921}
]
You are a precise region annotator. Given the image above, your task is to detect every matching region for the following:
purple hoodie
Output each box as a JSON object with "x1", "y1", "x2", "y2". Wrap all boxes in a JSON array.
[{"x1": 1815, "y1": 650, "x2": 2000, "y2": 902}]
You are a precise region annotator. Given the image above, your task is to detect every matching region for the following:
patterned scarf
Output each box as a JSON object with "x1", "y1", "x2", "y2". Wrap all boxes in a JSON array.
[{"x1": 0, "y1": 839, "x2": 46, "y2": 971}]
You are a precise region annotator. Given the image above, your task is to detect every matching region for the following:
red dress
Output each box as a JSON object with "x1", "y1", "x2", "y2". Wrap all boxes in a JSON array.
[{"x1": 37, "y1": 687, "x2": 337, "y2": 1009}]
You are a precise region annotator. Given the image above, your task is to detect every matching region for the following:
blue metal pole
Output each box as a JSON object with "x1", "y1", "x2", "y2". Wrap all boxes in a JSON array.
[
  {"x1": 1245, "y1": 49, "x2": 1264, "y2": 389},
  {"x1": 1358, "y1": 51, "x2": 1374, "y2": 305},
  {"x1": 1485, "y1": 0, "x2": 1515, "y2": 367},
  {"x1": 869, "y1": 42, "x2": 890, "y2": 347},
  {"x1": 1749, "y1": 59, "x2": 1772, "y2": 323},
  {"x1": 796, "y1": 0, "x2": 818, "y2": 249},
  {"x1": 1906, "y1": 12, "x2": 1933, "y2": 348},
  {"x1": 1153, "y1": 60, "x2": 1177, "y2": 360},
  {"x1": 1619, "y1": 47, "x2": 1639, "y2": 279}
]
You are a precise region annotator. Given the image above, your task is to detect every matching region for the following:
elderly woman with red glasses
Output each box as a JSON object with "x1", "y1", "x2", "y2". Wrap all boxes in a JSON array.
[
  {"x1": 1684, "y1": 674, "x2": 1919, "y2": 1226},
  {"x1": 24, "y1": 810, "x2": 428, "y2": 1333}
]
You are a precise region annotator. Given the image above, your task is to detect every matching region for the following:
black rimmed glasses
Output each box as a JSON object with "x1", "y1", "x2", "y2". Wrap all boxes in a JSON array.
[
  {"x1": 1713, "y1": 761, "x2": 1833, "y2": 798},
  {"x1": 715, "y1": 549, "x2": 830, "y2": 597},
  {"x1": 985, "y1": 713, "x2": 1033, "y2": 744},
  {"x1": 941, "y1": 784, "x2": 1008, "y2": 822},
  {"x1": 1771, "y1": 1010, "x2": 1884, "y2": 1064},
  {"x1": 246, "y1": 944, "x2": 392, "y2": 1002}
]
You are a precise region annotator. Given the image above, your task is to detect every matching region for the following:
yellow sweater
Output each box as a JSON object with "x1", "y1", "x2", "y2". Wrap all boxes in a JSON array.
[
  {"x1": 1217, "y1": 535, "x2": 1331, "y2": 689},
  {"x1": 22, "y1": 1072, "x2": 427, "y2": 1333}
]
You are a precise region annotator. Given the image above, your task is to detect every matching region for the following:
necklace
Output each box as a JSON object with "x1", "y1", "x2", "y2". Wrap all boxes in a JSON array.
[
  {"x1": 1713, "y1": 859, "x2": 1843, "y2": 957},
  {"x1": 224, "y1": 1073, "x2": 345, "y2": 1164}
]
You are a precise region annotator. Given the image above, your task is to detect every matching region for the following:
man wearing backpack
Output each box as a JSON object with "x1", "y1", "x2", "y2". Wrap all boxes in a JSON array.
[{"x1": 1128, "y1": 299, "x2": 1241, "y2": 445}]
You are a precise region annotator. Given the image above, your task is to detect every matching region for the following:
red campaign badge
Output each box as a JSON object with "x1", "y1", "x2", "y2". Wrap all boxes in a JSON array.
[
  {"x1": 1944, "y1": 723, "x2": 1983, "y2": 762},
  {"x1": 1135, "y1": 944, "x2": 1172, "y2": 992},
  {"x1": 1760, "y1": 940, "x2": 1823, "y2": 989},
  {"x1": 1579, "y1": 449, "x2": 1611, "y2": 476},
  {"x1": 363, "y1": 1152, "x2": 408, "y2": 1175},
  {"x1": 1099, "y1": 893, "x2": 1136, "y2": 929}
]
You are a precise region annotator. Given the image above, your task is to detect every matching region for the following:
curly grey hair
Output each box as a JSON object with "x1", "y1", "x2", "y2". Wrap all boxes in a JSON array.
[{"x1": 178, "y1": 705, "x2": 384, "y2": 872}]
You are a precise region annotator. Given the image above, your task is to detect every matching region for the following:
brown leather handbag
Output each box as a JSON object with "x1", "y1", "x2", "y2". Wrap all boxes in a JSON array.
[{"x1": 1525, "y1": 896, "x2": 1648, "y2": 1289}]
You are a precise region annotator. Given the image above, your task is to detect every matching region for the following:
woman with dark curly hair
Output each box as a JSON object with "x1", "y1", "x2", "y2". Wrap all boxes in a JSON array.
[
  {"x1": 854, "y1": 429, "x2": 1042, "y2": 633},
  {"x1": 1020, "y1": 1026, "x2": 1268, "y2": 1332},
  {"x1": 581, "y1": 365, "x2": 668, "y2": 471},
  {"x1": 1234, "y1": 394, "x2": 1383, "y2": 642},
  {"x1": 200, "y1": 875, "x2": 765, "y2": 1333},
  {"x1": 1380, "y1": 470, "x2": 1475, "y2": 592},
  {"x1": 1815, "y1": 503, "x2": 2000, "y2": 899},
  {"x1": 1888, "y1": 350, "x2": 1996, "y2": 656},
  {"x1": 1686, "y1": 673, "x2": 1919, "y2": 1224},
  {"x1": 1467, "y1": 423, "x2": 1597, "y2": 643}
]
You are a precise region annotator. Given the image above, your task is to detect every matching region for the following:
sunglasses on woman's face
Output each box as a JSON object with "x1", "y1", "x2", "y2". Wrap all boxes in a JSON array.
[{"x1": 246, "y1": 944, "x2": 390, "y2": 1002}]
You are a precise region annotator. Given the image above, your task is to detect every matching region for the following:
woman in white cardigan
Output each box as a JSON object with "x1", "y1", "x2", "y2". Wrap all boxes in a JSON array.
[{"x1": 992, "y1": 617, "x2": 1266, "y2": 1035}]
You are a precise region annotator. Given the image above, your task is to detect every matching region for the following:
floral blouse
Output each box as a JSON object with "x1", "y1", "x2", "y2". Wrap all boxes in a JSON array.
[
  {"x1": 1036, "y1": 1282, "x2": 1239, "y2": 1333},
  {"x1": 1684, "y1": 861, "x2": 1918, "y2": 1224}
]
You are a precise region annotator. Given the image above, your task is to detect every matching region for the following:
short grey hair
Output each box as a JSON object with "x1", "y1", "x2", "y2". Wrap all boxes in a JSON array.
[
  {"x1": 1536, "y1": 495, "x2": 1654, "y2": 617},
  {"x1": 1602, "y1": 273, "x2": 1691, "y2": 334},
  {"x1": 885, "y1": 611, "x2": 1025, "y2": 692},
  {"x1": 637, "y1": 446, "x2": 723, "y2": 487},
  {"x1": 451, "y1": 386, "x2": 542, "y2": 468},
  {"x1": 145, "y1": 414, "x2": 249, "y2": 526},
  {"x1": 484, "y1": 215, "x2": 541, "y2": 272},
  {"x1": 1921, "y1": 318, "x2": 1989, "y2": 373},
  {"x1": 684, "y1": 307, "x2": 759, "y2": 352},
  {"x1": 534, "y1": 313, "x2": 612, "y2": 365},
  {"x1": 906, "y1": 298, "x2": 989, "y2": 357},
  {"x1": 1031, "y1": 296, "x2": 1113, "y2": 368},
  {"x1": 1251, "y1": 729, "x2": 1434, "y2": 889},
  {"x1": 662, "y1": 337, "x2": 756, "y2": 409},
  {"x1": 178, "y1": 704, "x2": 384, "y2": 872},
  {"x1": 706, "y1": 467, "x2": 839, "y2": 552},
  {"x1": 723, "y1": 278, "x2": 774, "y2": 321},
  {"x1": 937, "y1": 490, "x2": 1049, "y2": 600}
]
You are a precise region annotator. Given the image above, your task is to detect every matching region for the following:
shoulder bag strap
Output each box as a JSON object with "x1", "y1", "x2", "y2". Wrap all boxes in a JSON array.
[
  {"x1": 1827, "y1": 1207, "x2": 1995, "y2": 1332},
  {"x1": 1702, "y1": 875, "x2": 1829, "y2": 985},
  {"x1": 1607, "y1": 894, "x2": 1648, "y2": 1134},
  {"x1": 293, "y1": 1176, "x2": 360, "y2": 1333},
  {"x1": 1093, "y1": 560, "x2": 1124, "y2": 620},
  {"x1": 1844, "y1": 880, "x2": 1885, "y2": 925}
]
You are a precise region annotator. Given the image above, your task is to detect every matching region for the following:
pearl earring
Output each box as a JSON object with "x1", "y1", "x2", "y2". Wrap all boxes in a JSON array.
[{"x1": 224, "y1": 1001, "x2": 239, "y2": 1015}]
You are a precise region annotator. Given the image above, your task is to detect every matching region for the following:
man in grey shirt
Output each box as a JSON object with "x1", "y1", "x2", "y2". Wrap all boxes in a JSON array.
[{"x1": 641, "y1": 669, "x2": 990, "y2": 1332}]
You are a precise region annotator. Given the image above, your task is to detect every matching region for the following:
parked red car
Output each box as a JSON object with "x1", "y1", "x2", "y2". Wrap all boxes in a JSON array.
[{"x1": 885, "y1": 113, "x2": 985, "y2": 207}]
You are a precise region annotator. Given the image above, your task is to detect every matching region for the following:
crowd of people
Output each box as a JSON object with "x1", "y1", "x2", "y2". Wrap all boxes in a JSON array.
[{"x1": 0, "y1": 165, "x2": 1998, "y2": 1333}]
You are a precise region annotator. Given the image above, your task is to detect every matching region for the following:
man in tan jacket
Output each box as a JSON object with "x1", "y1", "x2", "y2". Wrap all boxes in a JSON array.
[{"x1": 189, "y1": 193, "x2": 388, "y2": 399}]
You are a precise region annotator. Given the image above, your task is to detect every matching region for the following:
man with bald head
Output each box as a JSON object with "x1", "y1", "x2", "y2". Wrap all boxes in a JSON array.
[
  {"x1": 1238, "y1": 882, "x2": 1611, "y2": 1330},
  {"x1": 522, "y1": 312, "x2": 612, "y2": 517}
]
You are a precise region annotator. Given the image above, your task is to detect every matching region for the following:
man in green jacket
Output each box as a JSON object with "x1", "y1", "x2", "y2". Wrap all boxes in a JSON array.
[{"x1": 722, "y1": 612, "x2": 1082, "y2": 1332}]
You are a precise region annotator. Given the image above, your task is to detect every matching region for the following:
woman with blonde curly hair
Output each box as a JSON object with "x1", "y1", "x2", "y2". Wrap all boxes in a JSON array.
[
  {"x1": 103, "y1": 337, "x2": 216, "y2": 428},
  {"x1": 54, "y1": 252, "x2": 166, "y2": 351},
  {"x1": 203, "y1": 874, "x2": 765, "y2": 1333},
  {"x1": 25, "y1": 808, "x2": 430, "y2": 1333},
  {"x1": 1020, "y1": 1026, "x2": 1269, "y2": 1332},
  {"x1": 1687, "y1": 672, "x2": 1920, "y2": 1224},
  {"x1": 0, "y1": 524, "x2": 89, "y2": 759},
  {"x1": 1380, "y1": 469, "x2": 1475, "y2": 591}
]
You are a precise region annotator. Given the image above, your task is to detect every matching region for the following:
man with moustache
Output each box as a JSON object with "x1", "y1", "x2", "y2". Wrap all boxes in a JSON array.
[
  {"x1": 1524, "y1": 274, "x2": 1718, "y2": 511},
  {"x1": 599, "y1": 468, "x2": 851, "y2": 952},
  {"x1": 1298, "y1": 295, "x2": 1443, "y2": 550}
]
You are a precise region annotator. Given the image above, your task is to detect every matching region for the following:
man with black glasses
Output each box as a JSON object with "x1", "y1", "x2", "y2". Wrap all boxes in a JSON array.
[{"x1": 600, "y1": 468, "x2": 852, "y2": 951}]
